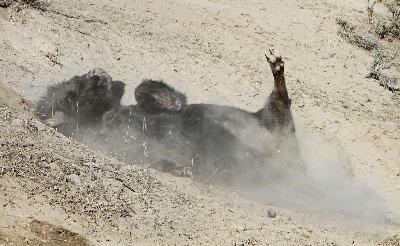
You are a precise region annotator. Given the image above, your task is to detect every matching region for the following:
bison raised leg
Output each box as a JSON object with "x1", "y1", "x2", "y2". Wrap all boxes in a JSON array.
[
  {"x1": 255, "y1": 50, "x2": 305, "y2": 174},
  {"x1": 255, "y1": 49, "x2": 295, "y2": 134}
]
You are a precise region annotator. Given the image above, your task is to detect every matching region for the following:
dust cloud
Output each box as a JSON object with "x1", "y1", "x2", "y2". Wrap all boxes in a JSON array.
[
  {"x1": 191, "y1": 105, "x2": 385, "y2": 223},
  {"x1": 68, "y1": 103, "x2": 386, "y2": 224},
  {"x1": 238, "y1": 125, "x2": 385, "y2": 224}
]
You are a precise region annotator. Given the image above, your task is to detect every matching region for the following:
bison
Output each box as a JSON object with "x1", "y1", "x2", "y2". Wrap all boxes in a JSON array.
[
  {"x1": 36, "y1": 68, "x2": 125, "y2": 136},
  {"x1": 37, "y1": 50, "x2": 303, "y2": 187}
]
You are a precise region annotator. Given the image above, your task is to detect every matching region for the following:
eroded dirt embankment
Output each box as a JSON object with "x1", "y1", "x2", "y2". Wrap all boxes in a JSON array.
[
  {"x1": 0, "y1": 85, "x2": 397, "y2": 246},
  {"x1": 1, "y1": 0, "x2": 400, "y2": 245}
]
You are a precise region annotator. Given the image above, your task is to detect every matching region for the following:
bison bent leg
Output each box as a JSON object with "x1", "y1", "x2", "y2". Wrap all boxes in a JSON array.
[{"x1": 135, "y1": 79, "x2": 187, "y2": 114}]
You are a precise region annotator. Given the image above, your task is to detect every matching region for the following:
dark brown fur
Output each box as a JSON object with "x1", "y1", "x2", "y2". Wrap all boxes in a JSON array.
[
  {"x1": 135, "y1": 79, "x2": 187, "y2": 114},
  {"x1": 36, "y1": 68, "x2": 125, "y2": 136},
  {"x1": 98, "y1": 51, "x2": 301, "y2": 185},
  {"x1": 37, "y1": 51, "x2": 301, "y2": 186}
]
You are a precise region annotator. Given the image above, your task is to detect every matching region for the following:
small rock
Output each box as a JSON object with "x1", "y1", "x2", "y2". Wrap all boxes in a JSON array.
[
  {"x1": 67, "y1": 174, "x2": 81, "y2": 185},
  {"x1": 46, "y1": 111, "x2": 64, "y2": 127},
  {"x1": 85, "y1": 161, "x2": 100, "y2": 168},
  {"x1": 36, "y1": 123, "x2": 47, "y2": 131},
  {"x1": 0, "y1": 0, "x2": 13, "y2": 8},
  {"x1": 0, "y1": 167, "x2": 6, "y2": 176},
  {"x1": 267, "y1": 209, "x2": 277, "y2": 218},
  {"x1": 11, "y1": 118, "x2": 23, "y2": 126}
]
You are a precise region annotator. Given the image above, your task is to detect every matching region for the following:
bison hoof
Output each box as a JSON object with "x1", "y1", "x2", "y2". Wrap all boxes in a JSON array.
[{"x1": 265, "y1": 49, "x2": 284, "y2": 75}]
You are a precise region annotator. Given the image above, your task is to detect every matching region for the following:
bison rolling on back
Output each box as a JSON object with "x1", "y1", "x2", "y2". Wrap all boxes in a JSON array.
[{"x1": 36, "y1": 51, "x2": 303, "y2": 187}]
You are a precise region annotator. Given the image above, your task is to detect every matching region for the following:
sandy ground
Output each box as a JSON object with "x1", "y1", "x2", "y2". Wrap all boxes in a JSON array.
[{"x1": 0, "y1": 0, "x2": 400, "y2": 245}]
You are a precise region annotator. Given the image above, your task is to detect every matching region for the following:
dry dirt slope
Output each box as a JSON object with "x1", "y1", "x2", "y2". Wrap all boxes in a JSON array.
[
  {"x1": 0, "y1": 82, "x2": 397, "y2": 246},
  {"x1": 0, "y1": 0, "x2": 400, "y2": 245}
]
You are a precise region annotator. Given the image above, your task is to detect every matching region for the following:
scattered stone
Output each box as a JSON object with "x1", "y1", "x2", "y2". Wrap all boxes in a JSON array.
[
  {"x1": 0, "y1": 0, "x2": 12, "y2": 8},
  {"x1": 0, "y1": 167, "x2": 6, "y2": 176},
  {"x1": 67, "y1": 174, "x2": 81, "y2": 185},
  {"x1": 11, "y1": 118, "x2": 24, "y2": 126},
  {"x1": 85, "y1": 161, "x2": 100, "y2": 168},
  {"x1": 267, "y1": 209, "x2": 277, "y2": 218},
  {"x1": 45, "y1": 111, "x2": 64, "y2": 127}
]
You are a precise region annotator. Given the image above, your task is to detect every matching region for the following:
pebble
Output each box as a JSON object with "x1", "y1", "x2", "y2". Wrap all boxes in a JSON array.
[
  {"x1": 67, "y1": 174, "x2": 82, "y2": 185},
  {"x1": 11, "y1": 118, "x2": 23, "y2": 126},
  {"x1": 267, "y1": 209, "x2": 277, "y2": 218}
]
